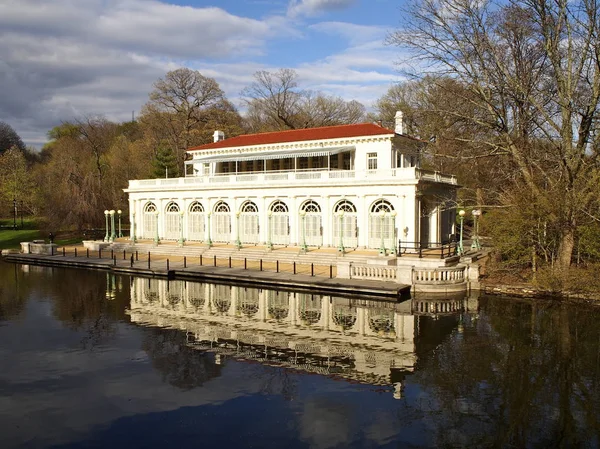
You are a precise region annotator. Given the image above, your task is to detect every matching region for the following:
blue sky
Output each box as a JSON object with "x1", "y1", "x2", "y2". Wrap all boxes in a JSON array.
[{"x1": 0, "y1": 0, "x2": 408, "y2": 146}]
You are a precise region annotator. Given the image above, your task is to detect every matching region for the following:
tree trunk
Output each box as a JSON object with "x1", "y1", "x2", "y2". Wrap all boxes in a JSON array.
[{"x1": 556, "y1": 227, "x2": 575, "y2": 269}]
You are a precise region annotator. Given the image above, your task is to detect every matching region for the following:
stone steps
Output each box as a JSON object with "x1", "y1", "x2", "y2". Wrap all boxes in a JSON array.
[{"x1": 107, "y1": 241, "x2": 377, "y2": 265}]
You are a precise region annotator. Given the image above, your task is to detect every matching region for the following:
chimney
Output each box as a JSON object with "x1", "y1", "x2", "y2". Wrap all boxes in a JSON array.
[
  {"x1": 213, "y1": 130, "x2": 225, "y2": 142},
  {"x1": 395, "y1": 111, "x2": 403, "y2": 135}
]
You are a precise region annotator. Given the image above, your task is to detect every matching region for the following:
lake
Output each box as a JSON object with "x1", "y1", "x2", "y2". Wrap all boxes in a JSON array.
[{"x1": 0, "y1": 259, "x2": 599, "y2": 448}]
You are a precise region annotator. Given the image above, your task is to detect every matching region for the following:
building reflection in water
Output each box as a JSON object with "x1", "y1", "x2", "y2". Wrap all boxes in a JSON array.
[{"x1": 126, "y1": 277, "x2": 479, "y2": 399}]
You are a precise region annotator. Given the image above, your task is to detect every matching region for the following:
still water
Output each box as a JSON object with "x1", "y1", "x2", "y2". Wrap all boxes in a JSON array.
[{"x1": 1, "y1": 260, "x2": 599, "y2": 448}]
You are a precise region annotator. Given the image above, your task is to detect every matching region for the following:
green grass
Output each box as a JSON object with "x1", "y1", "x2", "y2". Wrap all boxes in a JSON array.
[{"x1": 0, "y1": 229, "x2": 43, "y2": 250}]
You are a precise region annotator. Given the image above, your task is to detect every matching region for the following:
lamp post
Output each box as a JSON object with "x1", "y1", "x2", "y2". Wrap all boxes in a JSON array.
[
  {"x1": 104, "y1": 210, "x2": 110, "y2": 242},
  {"x1": 206, "y1": 212, "x2": 212, "y2": 247},
  {"x1": 300, "y1": 210, "x2": 308, "y2": 253},
  {"x1": 235, "y1": 211, "x2": 242, "y2": 249},
  {"x1": 154, "y1": 210, "x2": 160, "y2": 245},
  {"x1": 337, "y1": 210, "x2": 345, "y2": 253},
  {"x1": 117, "y1": 210, "x2": 123, "y2": 238},
  {"x1": 379, "y1": 210, "x2": 386, "y2": 256},
  {"x1": 131, "y1": 212, "x2": 137, "y2": 243},
  {"x1": 178, "y1": 210, "x2": 185, "y2": 246},
  {"x1": 457, "y1": 209, "x2": 465, "y2": 255},
  {"x1": 109, "y1": 210, "x2": 116, "y2": 242},
  {"x1": 390, "y1": 211, "x2": 397, "y2": 256},
  {"x1": 267, "y1": 211, "x2": 273, "y2": 250},
  {"x1": 471, "y1": 209, "x2": 482, "y2": 250}
]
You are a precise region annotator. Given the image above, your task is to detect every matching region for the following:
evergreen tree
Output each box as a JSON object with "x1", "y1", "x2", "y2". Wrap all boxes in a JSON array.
[{"x1": 152, "y1": 142, "x2": 179, "y2": 178}]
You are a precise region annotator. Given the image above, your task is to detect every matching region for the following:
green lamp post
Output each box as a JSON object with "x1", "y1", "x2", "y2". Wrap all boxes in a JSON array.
[
  {"x1": 104, "y1": 210, "x2": 109, "y2": 242},
  {"x1": 109, "y1": 210, "x2": 116, "y2": 242},
  {"x1": 300, "y1": 210, "x2": 308, "y2": 253},
  {"x1": 178, "y1": 210, "x2": 185, "y2": 247},
  {"x1": 457, "y1": 209, "x2": 465, "y2": 255},
  {"x1": 131, "y1": 212, "x2": 137, "y2": 243},
  {"x1": 471, "y1": 209, "x2": 482, "y2": 250},
  {"x1": 267, "y1": 210, "x2": 273, "y2": 250},
  {"x1": 117, "y1": 210, "x2": 123, "y2": 238},
  {"x1": 154, "y1": 210, "x2": 160, "y2": 245},
  {"x1": 390, "y1": 211, "x2": 397, "y2": 256},
  {"x1": 378, "y1": 210, "x2": 386, "y2": 256},
  {"x1": 235, "y1": 211, "x2": 242, "y2": 249},
  {"x1": 337, "y1": 210, "x2": 345, "y2": 253},
  {"x1": 206, "y1": 212, "x2": 212, "y2": 247}
]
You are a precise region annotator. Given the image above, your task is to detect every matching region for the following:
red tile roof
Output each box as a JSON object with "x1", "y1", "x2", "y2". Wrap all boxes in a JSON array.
[{"x1": 188, "y1": 123, "x2": 395, "y2": 151}]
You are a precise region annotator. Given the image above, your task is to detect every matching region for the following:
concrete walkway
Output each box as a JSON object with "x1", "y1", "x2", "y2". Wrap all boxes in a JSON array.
[{"x1": 3, "y1": 249, "x2": 410, "y2": 301}]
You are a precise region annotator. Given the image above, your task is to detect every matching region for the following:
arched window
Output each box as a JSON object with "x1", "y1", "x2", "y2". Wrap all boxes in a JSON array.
[
  {"x1": 368, "y1": 199, "x2": 396, "y2": 251},
  {"x1": 142, "y1": 202, "x2": 157, "y2": 239},
  {"x1": 299, "y1": 200, "x2": 322, "y2": 247},
  {"x1": 269, "y1": 200, "x2": 289, "y2": 246},
  {"x1": 164, "y1": 202, "x2": 180, "y2": 240},
  {"x1": 188, "y1": 201, "x2": 205, "y2": 242},
  {"x1": 333, "y1": 200, "x2": 358, "y2": 248},
  {"x1": 239, "y1": 201, "x2": 259, "y2": 244},
  {"x1": 213, "y1": 201, "x2": 231, "y2": 242}
]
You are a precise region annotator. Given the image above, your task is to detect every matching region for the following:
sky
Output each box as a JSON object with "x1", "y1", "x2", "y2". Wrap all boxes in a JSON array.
[{"x1": 0, "y1": 0, "x2": 408, "y2": 147}]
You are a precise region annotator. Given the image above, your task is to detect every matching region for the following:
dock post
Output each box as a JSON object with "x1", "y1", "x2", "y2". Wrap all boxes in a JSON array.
[
  {"x1": 244, "y1": 258, "x2": 247, "y2": 269},
  {"x1": 135, "y1": 250, "x2": 138, "y2": 261},
  {"x1": 228, "y1": 257, "x2": 231, "y2": 268},
  {"x1": 123, "y1": 250, "x2": 126, "y2": 260},
  {"x1": 184, "y1": 256, "x2": 187, "y2": 268},
  {"x1": 167, "y1": 259, "x2": 169, "y2": 271},
  {"x1": 111, "y1": 249, "x2": 114, "y2": 259},
  {"x1": 293, "y1": 262, "x2": 296, "y2": 274},
  {"x1": 87, "y1": 248, "x2": 89, "y2": 258},
  {"x1": 74, "y1": 248, "x2": 77, "y2": 257},
  {"x1": 213, "y1": 255, "x2": 216, "y2": 267},
  {"x1": 62, "y1": 247, "x2": 65, "y2": 257},
  {"x1": 260, "y1": 259, "x2": 263, "y2": 271},
  {"x1": 311, "y1": 263, "x2": 314, "y2": 277},
  {"x1": 330, "y1": 265, "x2": 333, "y2": 278},
  {"x1": 200, "y1": 254, "x2": 203, "y2": 266},
  {"x1": 148, "y1": 252, "x2": 150, "y2": 269},
  {"x1": 276, "y1": 260, "x2": 279, "y2": 273}
]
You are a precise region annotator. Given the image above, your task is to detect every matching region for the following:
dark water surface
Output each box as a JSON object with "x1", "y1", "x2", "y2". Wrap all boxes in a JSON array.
[{"x1": 1, "y1": 260, "x2": 599, "y2": 448}]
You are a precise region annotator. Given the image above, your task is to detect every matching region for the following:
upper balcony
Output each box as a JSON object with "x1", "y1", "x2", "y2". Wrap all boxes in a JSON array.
[{"x1": 127, "y1": 167, "x2": 457, "y2": 191}]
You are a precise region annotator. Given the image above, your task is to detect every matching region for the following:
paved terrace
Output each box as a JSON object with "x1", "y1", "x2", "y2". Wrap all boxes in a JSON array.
[{"x1": 3, "y1": 240, "x2": 417, "y2": 300}]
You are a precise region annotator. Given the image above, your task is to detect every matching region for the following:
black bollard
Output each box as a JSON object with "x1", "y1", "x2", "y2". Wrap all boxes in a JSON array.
[
  {"x1": 86, "y1": 248, "x2": 89, "y2": 258},
  {"x1": 135, "y1": 250, "x2": 138, "y2": 261},
  {"x1": 200, "y1": 254, "x2": 203, "y2": 266},
  {"x1": 123, "y1": 250, "x2": 126, "y2": 260},
  {"x1": 184, "y1": 256, "x2": 187, "y2": 268},
  {"x1": 228, "y1": 256, "x2": 231, "y2": 268},
  {"x1": 148, "y1": 252, "x2": 151, "y2": 269},
  {"x1": 111, "y1": 249, "x2": 114, "y2": 259},
  {"x1": 260, "y1": 259, "x2": 263, "y2": 271},
  {"x1": 293, "y1": 261, "x2": 296, "y2": 274},
  {"x1": 130, "y1": 254, "x2": 134, "y2": 267},
  {"x1": 311, "y1": 263, "x2": 314, "y2": 277},
  {"x1": 244, "y1": 258, "x2": 247, "y2": 270},
  {"x1": 167, "y1": 259, "x2": 169, "y2": 271},
  {"x1": 329, "y1": 265, "x2": 333, "y2": 279},
  {"x1": 74, "y1": 248, "x2": 77, "y2": 257},
  {"x1": 276, "y1": 260, "x2": 279, "y2": 273},
  {"x1": 62, "y1": 247, "x2": 65, "y2": 256},
  {"x1": 213, "y1": 255, "x2": 216, "y2": 267}
]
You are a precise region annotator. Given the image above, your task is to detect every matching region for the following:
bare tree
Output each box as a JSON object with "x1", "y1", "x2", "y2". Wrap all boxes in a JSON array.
[
  {"x1": 242, "y1": 68, "x2": 366, "y2": 131},
  {"x1": 142, "y1": 68, "x2": 226, "y2": 169},
  {"x1": 389, "y1": 0, "x2": 600, "y2": 269}
]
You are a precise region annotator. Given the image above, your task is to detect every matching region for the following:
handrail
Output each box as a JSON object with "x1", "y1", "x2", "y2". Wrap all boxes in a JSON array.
[{"x1": 398, "y1": 240, "x2": 458, "y2": 259}]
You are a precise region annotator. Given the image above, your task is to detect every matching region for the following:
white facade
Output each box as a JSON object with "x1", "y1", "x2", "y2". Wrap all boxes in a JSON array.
[{"x1": 125, "y1": 123, "x2": 458, "y2": 253}]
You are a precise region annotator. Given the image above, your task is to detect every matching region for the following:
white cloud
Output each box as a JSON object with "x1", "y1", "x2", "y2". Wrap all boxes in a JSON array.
[
  {"x1": 288, "y1": 0, "x2": 356, "y2": 18},
  {"x1": 0, "y1": 0, "x2": 399, "y2": 147}
]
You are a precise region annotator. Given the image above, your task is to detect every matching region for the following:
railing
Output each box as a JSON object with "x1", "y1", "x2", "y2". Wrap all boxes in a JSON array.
[
  {"x1": 350, "y1": 263, "x2": 398, "y2": 281},
  {"x1": 412, "y1": 266, "x2": 466, "y2": 284},
  {"x1": 398, "y1": 240, "x2": 458, "y2": 259},
  {"x1": 128, "y1": 168, "x2": 457, "y2": 189}
]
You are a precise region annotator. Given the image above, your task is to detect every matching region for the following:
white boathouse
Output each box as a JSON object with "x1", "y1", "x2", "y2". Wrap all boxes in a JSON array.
[{"x1": 125, "y1": 113, "x2": 459, "y2": 254}]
